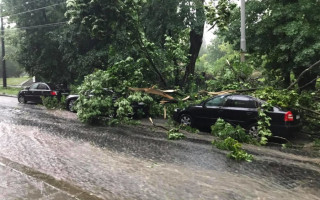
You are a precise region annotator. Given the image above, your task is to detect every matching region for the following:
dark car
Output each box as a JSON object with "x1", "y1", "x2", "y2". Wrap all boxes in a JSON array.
[
  {"x1": 66, "y1": 89, "x2": 117, "y2": 112},
  {"x1": 18, "y1": 82, "x2": 69, "y2": 104},
  {"x1": 173, "y1": 94, "x2": 301, "y2": 137},
  {"x1": 65, "y1": 89, "x2": 149, "y2": 118}
]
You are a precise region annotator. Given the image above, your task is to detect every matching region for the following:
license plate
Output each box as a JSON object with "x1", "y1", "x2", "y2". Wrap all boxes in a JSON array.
[{"x1": 296, "y1": 115, "x2": 300, "y2": 119}]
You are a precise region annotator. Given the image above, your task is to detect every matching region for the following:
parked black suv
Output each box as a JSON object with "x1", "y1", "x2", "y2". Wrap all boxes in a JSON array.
[
  {"x1": 18, "y1": 82, "x2": 69, "y2": 104},
  {"x1": 173, "y1": 94, "x2": 301, "y2": 137}
]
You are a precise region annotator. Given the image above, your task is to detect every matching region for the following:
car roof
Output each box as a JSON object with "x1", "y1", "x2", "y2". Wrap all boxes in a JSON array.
[
  {"x1": 228, "y1": 94, "x2": 255, "y2": 100},
  {"x1": 213, "y1": 94, "x2": 253, "y2": 99}
]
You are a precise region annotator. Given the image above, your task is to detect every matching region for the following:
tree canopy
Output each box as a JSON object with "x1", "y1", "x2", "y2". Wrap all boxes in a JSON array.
[
  {"x1": 219, "y1": 0, "x2": 320, "y2": 89},
  {"x1": 3, "y1": 0, "x2": 233, "y2": 89}
]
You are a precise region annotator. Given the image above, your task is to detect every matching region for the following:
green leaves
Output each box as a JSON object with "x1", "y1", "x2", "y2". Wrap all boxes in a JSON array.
[
  {"x1": 211, "y1": 118, "x2": 252, "y2": 143},
  {"x1": 205, "y1": 0, "x2": 236, "y2": 31},
  {"x1": 213, "y1": 137, "x2": 253, "y2": 162},
  {"x1": 167, "y1": 128, "x2": 185, "y2": 140},
  {"x1": 218, "y1": 0, "x2": 320, "y2": 89}
]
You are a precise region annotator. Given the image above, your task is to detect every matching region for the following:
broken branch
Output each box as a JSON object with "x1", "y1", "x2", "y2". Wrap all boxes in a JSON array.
[{"x1": 287, "y1": 59, "x2": 320, "y2": 90}]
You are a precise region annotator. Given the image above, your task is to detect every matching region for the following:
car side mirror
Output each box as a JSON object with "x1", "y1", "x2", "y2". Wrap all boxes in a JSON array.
[{"x1": 25, "y1": 86, "x2": 30, "y2": 90}]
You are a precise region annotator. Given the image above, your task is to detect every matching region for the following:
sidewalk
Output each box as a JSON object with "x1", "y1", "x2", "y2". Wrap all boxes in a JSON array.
[
  {"x1": 0, "y1": 164, "x2": 76, "y2": 200},
  {"x1": 0, "y1": 156, "x2": 103, "y2": 200}
]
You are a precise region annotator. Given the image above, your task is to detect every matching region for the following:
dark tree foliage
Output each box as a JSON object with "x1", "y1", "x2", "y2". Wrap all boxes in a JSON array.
[
  {"x1": 5, "y1": 0, "x2": 69, "y2": 83},
  {"x1": 4, "y1": 0, "x2": 234, "y2": 88},
  {"x1": 219, "y1": 0, "x2": 320, "y2": 90}
]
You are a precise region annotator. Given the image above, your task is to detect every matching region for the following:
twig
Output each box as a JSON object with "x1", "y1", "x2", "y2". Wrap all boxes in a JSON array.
[
  {"x1": 236, "y1": 88, "x2": 260, "y2": 93},
  {"x1": 270, "y1": 136, "x2": 291, "y2": 144},
  {"x1": 299, "y1": 76, "x2": 319, "y2": 90},
  {"x1": 287, "y1": 59, "x2": 320, "y2": 90},
  {"x1": 298, "y1": 106, "x2": 320, "y2": 115},
  {"x1": 305, "y1": 114, "x2": 320, "y2": 121}
]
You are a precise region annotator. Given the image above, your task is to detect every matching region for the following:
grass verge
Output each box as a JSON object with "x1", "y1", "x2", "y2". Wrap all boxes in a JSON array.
[
  {"x1": 0, "y1": 87, "x2": 21, "y2": 96},
  {"x1": 0, "y1": 77, "x2": 30, "y2": 86}
]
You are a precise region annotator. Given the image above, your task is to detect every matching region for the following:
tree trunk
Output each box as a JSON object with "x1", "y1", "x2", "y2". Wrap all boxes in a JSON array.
[
  {"x1": 182, "y1": 0, "x2": 205, "y2": 87},
  {"x1": 183, "y1": 29, "x2": 203, "y2": 83}
]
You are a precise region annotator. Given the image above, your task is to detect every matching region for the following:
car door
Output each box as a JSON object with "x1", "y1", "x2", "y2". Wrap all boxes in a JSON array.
[
  {"x1": 194, "y1": 95, "x2": 228, "y2": 127},
  {"x1": 220, "y1": 95, "x2": 258, "y2": 127},
  {"x1": 26, "y1": 83, "x2": 39, "y2": 102},
  {"x1": 35, "y1": 83, "x2": 51, "y2": 102}
]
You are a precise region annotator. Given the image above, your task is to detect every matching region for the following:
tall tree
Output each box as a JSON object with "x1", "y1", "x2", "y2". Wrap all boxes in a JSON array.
[
  {"x1": 4, "y1": 0, "x2": 68, "y2": 83},
  {"x1": 219, "y1": 0, "x2": 320, "y2": 90},
  {"x1": 142, "y1": 0, "x2": 234, "y2": 87}
]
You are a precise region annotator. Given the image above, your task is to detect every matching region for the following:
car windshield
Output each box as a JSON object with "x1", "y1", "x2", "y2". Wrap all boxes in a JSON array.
[{"x1": 205, "y1": 95, "x2": 227, "y2": 107}]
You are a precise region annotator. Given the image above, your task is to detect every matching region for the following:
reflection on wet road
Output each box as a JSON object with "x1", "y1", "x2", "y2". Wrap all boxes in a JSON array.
[{"x1": 0, "y1": 95, "x2": 319, "y2": 199}]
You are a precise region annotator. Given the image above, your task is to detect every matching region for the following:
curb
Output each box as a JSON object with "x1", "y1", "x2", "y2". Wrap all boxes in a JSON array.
[{"x1": 0, "y1": 94, "x2": 16, "y2": 98}]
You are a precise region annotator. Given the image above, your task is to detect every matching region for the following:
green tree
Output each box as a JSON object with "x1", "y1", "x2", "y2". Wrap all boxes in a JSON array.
[
  {"x1": 0, "y1": 45, "x2": 24, "y2": 77},
  {"x1": 4, "y1": 0, "x2": 69, "y2": 83},
  {"x1": 219, "y1": 0, "x2": 320, "y2": 90},
  {"x1": 4, "y1": 0, "x2": 236, "y2": 88}
]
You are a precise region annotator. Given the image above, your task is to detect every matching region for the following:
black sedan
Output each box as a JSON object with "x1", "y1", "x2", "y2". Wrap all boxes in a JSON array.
[
  {"x1": 18, "y1": 82, "x2": 69, "y2": 104},
  {"x1": 65, "y1": 89, "x2": 116, "y2": 112},
  {"x1": 173, "y1": 94, "x2": 301, "y2": 137}
]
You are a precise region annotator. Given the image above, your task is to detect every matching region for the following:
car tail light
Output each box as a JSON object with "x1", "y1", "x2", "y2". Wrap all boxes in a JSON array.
[
  {"x1": 50, "y1": 91, "x2": 58, "y2": 96},
  {"x1": 284, "y1": 111, "x2": 294, "y2": 122}
]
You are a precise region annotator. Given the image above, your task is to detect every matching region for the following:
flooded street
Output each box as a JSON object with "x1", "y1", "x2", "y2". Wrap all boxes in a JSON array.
[{"x1": 0, "y1": 95, "x2": 320, "y2": 199}]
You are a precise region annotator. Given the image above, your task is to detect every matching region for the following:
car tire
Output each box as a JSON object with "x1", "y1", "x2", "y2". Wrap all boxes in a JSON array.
[
  {"x1": 180, "y1": 114, "x2": 193, "y2": 126},
  {"x1": 18, "y1": 95, "x2": 27, "y2": 104},
  {"x1": 248, "y1": 124, "x2": 259, "y2": 139},
  {"x1": 67, "y1": 99, "x2": 76, "y2": 112}
]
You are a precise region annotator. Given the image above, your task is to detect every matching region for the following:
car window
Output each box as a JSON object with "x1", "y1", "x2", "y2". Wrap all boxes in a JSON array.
[
  {"x1": 225, "y1": 96, "x2": 258, "y2": 108},
  {"x1": 205, "y1": 96, "x2": 226, "y2": 107},
  {"x1": 37, "y1": 84, "x2": 49, "y2": 90},
  {"x1": 29, "y1": 83, "x2": 39, "y2": 90}
]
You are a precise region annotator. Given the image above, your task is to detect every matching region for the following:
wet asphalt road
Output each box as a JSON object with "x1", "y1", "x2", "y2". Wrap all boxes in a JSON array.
[{"x1": 0, "y1": 95, "x2": 320, "y2": 199}]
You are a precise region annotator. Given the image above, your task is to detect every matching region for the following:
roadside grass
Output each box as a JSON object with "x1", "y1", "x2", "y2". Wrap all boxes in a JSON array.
[
  {"x1": 0, "y1": 87, "x2": 20, "y2": 96},
  {"x1": 0, "y1": 77, "x2": 30, "y2": 86}
]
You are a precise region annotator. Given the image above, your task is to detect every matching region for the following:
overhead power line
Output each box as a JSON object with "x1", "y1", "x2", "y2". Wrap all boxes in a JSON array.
[
  {"x1": 3, "y1": 21, "x2": 67, "y2": 31},
  {"x1": 8, "y1": 0, "x2": 64, "y2": 12},
  {"x1": 4, "y1": 2, "x2": 65, "y2": 18}
]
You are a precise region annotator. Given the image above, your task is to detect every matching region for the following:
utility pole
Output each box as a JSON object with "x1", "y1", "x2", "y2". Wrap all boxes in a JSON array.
[
  {"x1": 0, "y1": 0, "x2": 6, "y2": 88},
  {"x1": 240, "y1": 0, "x2": 246, "y2": 62}
]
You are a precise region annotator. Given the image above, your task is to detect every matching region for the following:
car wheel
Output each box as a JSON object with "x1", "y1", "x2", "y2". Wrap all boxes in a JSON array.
[
  {"x1": 248, "y1": 124, "x2": 259, "y2": 138},
  {"x1": 180, "y1": 114, "x2": 193, "y2": 126},
  {"x1": 18, "y1": 95, "x2": 26, "y2": 104},
  {"x1": 67, "y1": 99, "x2": 76, "y2": 112}
]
